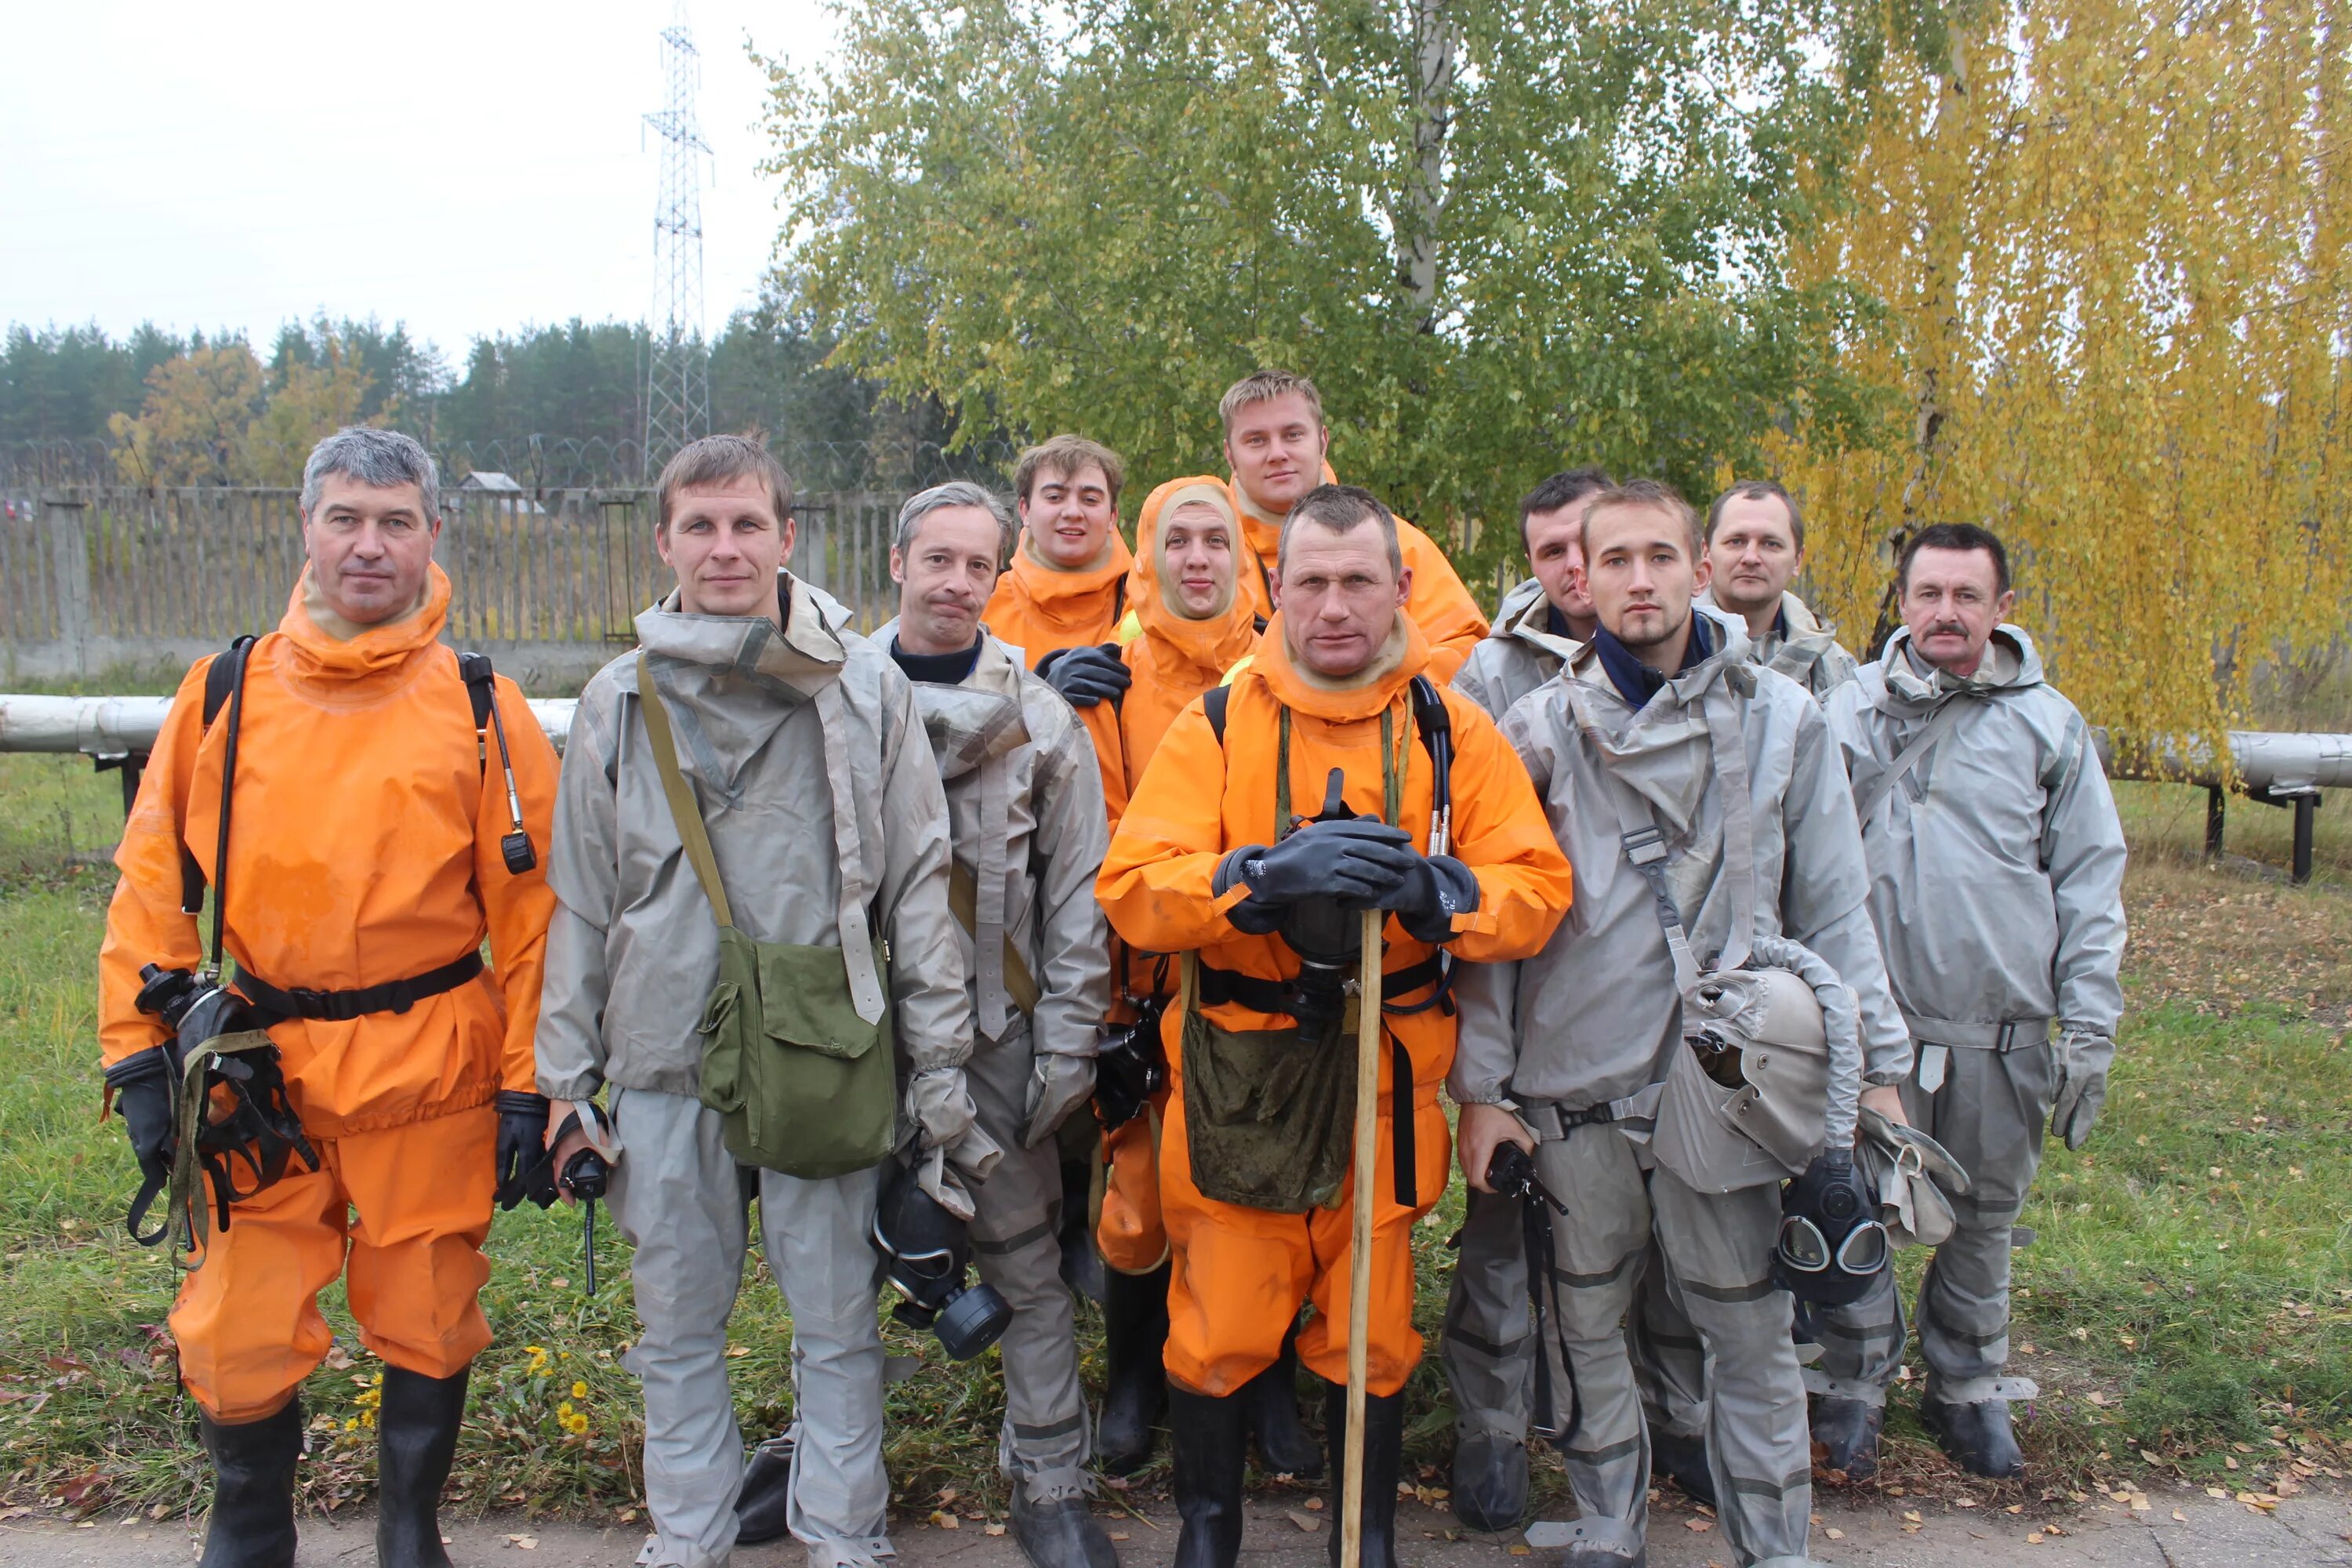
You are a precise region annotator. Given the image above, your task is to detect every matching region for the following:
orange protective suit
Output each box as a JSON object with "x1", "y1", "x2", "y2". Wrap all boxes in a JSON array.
[
  {"x1": 1227, "y1": 469, "x2": 1489, "y2": 684},
  {"x1": 1095, "y1": 613, "x2": 1571, "y2": 1396},
  {"x1": 98, "y1": 564, "x2": 557, "y2": 1422},
  {"x1": 1081, "y1": 478, "x2": 1263, "y2": 1274},
  {"x1": 982, "y1": 528, "x2": 1137, "y2": 670}
]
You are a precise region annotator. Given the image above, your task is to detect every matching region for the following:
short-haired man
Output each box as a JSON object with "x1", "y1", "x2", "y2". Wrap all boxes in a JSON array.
[
  {"x1": 1219, "y1": 371, "x2": 1490, "y2": 682},
  {"x1": 1806, "y1": 524, "x2": 2126, "y2": 1483},
  {"x1": 535, "y1": 435, "x2": 995, "y2": 1568},
  {"x1": 1696, "y1": 481, "x2": 1858, "y2": 700},
  {"x1": 1452, "y1": 480, "x2": 1910, "y2": 1568},
  {"x1": 99, "y1": 427, "x2": 558, "y2": 1568},
  {"x1": 985, "y1": 434, "x2": 1138, "y2": 702},
  {"x1": 1453, "y1": 466, "x2": 1612, "y2": 720},
  {"x1": 1098, "y1": 485, "x2": 1572, "y2": 1568}
]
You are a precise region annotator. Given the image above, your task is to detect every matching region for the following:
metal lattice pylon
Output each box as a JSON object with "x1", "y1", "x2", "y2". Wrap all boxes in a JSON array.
[{"x1": 644, "y1": 7, "x2": 711, "y2": 475}]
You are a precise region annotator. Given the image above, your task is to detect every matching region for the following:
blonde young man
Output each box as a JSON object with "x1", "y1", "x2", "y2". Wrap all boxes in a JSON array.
[
  {"x1": 1219, "y1": 371, "x2": 1489, "y2": 682},
  {"x1": 535, "y1": 436, "x2": 994, "y2": 1568}
]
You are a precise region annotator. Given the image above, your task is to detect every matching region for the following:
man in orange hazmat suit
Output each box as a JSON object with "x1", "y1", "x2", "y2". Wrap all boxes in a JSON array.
[
  {"x1": 97, "y1": 426, "x2": 557, "y2": 1568},
  {"x1": 1218, "y1": 371, "x2": 1489, "y2": 683},
  {"x1": 1076, "y1": 477, "x2": 1278, "y2": 1478},
  {"x1": 983, "y1": 434, "x2": 1135, "y2": 677},
  {"x1": 1096, "y1": 485, "x2": 1572, "y2": 1568}
]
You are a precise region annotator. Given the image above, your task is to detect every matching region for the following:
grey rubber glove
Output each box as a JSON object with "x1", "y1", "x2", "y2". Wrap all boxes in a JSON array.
[
  {"x1": 2049, "y1": 1029, "x2": 2114, "y2": 1150},
  {"x1": 1039, "y1": 644, "x2": 1131, "y2": 708},
  {"x1": 1023, "y1": 1052, "x2": 1097, "y2": 1149}
]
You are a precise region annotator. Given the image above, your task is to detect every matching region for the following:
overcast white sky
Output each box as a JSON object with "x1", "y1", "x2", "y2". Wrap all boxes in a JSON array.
[{"x1": 0, "y1": 0, "x2": 838, "y2": 367}]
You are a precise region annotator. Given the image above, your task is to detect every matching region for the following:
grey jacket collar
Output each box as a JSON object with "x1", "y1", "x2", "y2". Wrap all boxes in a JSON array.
[
  {"x1": 1494, "y1": 575, "x2": 1586, "y2": 667},
  {"x1": 1561, "y1": 618, "x2": 1758, "y2": 837},
  {"x1": 871, "y1": 620, "x2": 1033, "y2": 782},
  {"x1": 1879, "y1": 624, "x2": 2040, "y2": 713}
]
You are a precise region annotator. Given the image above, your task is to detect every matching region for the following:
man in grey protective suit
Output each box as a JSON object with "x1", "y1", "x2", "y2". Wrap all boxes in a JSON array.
[
  {"x1": 739, "y1": 481, "x2": 1120, "y2": 1568},
  {"x1": 1694, "y1": 481, "x2": 1858, "y2": 702},
  {"x1": 535, "y1": 435, "x2": 998, "y2": 1568},
  {"x1": 1451, "y1": 480, "x2": 1911, "y2": 1568},
  {"x1": 1442, "y1": 464, "x2": 1610, "y2": 1529},
  {"x1": 1806, "y1": 522, "x2": 2126, "y2": 1483}
]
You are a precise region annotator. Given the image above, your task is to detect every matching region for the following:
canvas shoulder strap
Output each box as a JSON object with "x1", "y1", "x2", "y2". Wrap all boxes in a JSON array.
[
  {"x1": 635, "y1": 651, "x2": 735, "y2": 930},
  {"x1": 946, "y1": 860, "x2": 1041, "y2": 1014},
  {"x1": 1851, "y1": 698, "x2": 1967, "y2": 824}
]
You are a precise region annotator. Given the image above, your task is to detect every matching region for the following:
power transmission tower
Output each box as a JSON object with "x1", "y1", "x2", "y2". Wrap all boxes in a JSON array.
[{"x1": 643, "y1": 7, "x2": 711, "y2": 475}]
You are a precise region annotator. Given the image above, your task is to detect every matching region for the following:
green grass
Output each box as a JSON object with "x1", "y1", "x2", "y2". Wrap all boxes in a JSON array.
[{"x1": 2, "y1": 750, "x2": 2349, "y2": 1525}]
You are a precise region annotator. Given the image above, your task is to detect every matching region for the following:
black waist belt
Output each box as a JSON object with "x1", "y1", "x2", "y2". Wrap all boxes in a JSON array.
[
  {"x1": 1193, "y1": 956, "x2": 1439, "y2": 1209},
  {"x1": 234, "y1": 951, "x2": 485, "y2": 1023}
]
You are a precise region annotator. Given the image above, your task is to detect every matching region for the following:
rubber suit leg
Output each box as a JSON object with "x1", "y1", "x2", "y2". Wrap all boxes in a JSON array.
[
  {"x1": 967, "y1": 1023, "x2": 1091, "y2": 1495},
  {"x1": 1440, "y1": 1187, "x2": 1537, "y2": 1444},
  {"x1": 1526, "y1": 1129, "x2": 1651, "y2": 1565},
  {"x1": 340, "y1": 1106, "x2": 496, "y2": 1381},
  {"x1": 1297, "y1": 1094, "x2": 1450, "y2": 1399},
  {"x1": 1909, "y1": 1042, "x2": 2056, "y2": 1402},
  {"x1": 1094, "y1": 1093, "x2": 1170, "y2": 1276},
  {"x1": 169, "y1": 1150, "x2": 350, "y2": 1424},
  {"x1": 1628, "y1": 1243, "x2": 1710, "y2": 1443},
  {"x1": 1650, "y1": 1168, "x2": 1814, "y2": 1568},
  {"x1": 1159, "y1": 1093, "x2": 1313, "y2": 1397}
]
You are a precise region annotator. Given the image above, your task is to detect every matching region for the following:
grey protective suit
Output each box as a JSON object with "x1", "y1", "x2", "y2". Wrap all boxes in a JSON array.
[
  {"x1": 1450, "y1": 624, "x2": 1908, "y2": 1568},
  {"x1": 873, "y1": 621, "x2": 1113, "y2": 1502},
  {"x1": 1452, "y1": 576, "x2": 1584, "y2": 719},
  {"x1": 1810, "y1": 627, "x2": 2126, "y2": 1410},
  {"x1": 536, "y1": 575, "x2": 995, "y2": 1568},
  {"x1": 1695, "y1": 587, "x2": 1860, "y2": 702}
]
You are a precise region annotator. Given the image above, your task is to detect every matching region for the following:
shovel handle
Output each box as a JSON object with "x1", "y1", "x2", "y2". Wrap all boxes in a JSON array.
[{"x1": 1341, "y1": 908, "x2": 1384, "y2": 1568}]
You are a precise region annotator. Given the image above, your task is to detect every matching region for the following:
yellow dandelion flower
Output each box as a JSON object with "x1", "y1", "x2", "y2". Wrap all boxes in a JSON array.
[
  {"x1": 557, "y1": 1401, "x2": 575, "y2": 1419},
  {"x1": 572, "y1": 1381, "x2": 589, "y2": 1400}
]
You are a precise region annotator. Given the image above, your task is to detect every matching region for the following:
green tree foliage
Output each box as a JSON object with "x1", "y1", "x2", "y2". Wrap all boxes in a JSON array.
[
  {"x1": 0, "y1": 324, "x2": 189, "y2": 443},
  {"x1": 760, "y1": 0, "x2": 1889, "y2": 557},
  {"x1": 437, "y1": 320, "x2": 648, "y2": 452}
]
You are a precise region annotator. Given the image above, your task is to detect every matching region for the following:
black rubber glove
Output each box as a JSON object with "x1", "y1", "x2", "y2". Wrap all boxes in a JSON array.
[
  {"x1": 1038, "y1": 644, "x2": 1131, "y2": 708},
  {"x1": 1243, "y1": 818, "x2": 1418, "y2": 904},
  {"x1": 495, "y1": 1090, "x2": 558, "y2": 1210},
  {"x1": 104, "y1": 1045, "x2": 176, "y2": 1190},
  {"x1": 1386, "y1": 854, "x2": 1481, "y2": 942}
]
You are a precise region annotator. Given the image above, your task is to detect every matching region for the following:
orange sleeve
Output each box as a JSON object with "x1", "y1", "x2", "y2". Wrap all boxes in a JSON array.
[
  {"x1": 96, "y1": 657, "x2": 215, "y2": 1070},
  {"x1": 1080, "y1": 688, "x2": 1131, "y2": 831},
  {"x1": 1094, "y1": 699, "x2": 1240, "y2": 954},
  {"x1": 1437, "y1": 691, "x2": 1573, "y2": 964},
  {"x1": 1399, "y1": 522, "x2": 1490, "y2": 684},
  {"x1": 478, "y1": 676, "x2": 561, "y2": 1095}
]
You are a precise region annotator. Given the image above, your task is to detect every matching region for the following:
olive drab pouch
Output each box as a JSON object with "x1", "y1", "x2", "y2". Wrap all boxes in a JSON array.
[
  {"x1": 638, "y1": 652, "x2": 898, "y2": 1178},
  {"x1": 1176, "y1": 954, "x2": 1358, "y2": 1214}
]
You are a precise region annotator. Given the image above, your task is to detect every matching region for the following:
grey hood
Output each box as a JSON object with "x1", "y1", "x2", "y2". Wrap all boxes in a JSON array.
[
  {"x1": 1825, "y1": 624, "x2": 2125, "y2": 1049},
  {"x1": 1454, "y1": 576, "x2": 1585, "y2": 719},
  {"x1": 1697, "y1": 586, "x2": 1860, "y2": 701}
]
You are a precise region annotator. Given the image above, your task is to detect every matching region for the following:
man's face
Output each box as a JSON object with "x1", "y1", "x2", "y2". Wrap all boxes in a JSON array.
[
  {"x1": 302, "y1": 474, "x2": 440, "y2": 626},
  {"x1": 1900, "y1": 546, "x2": 2014, "y2": 676},
  {"x1": 1159, "y1": 503, "x2": 1236, "y2": 619},
  {"x1": 1017, "y1": 462, "x2": 1116, "y2": 570},
  {"x1": 1583, "y1": 503, "x2": 1697, "y2": 654},
  {"x1": 1271, "y1": 519, "x2": 1411, "y2": 679},
  {"x1": 891, "y1": 504, "x2": 1004, "y2": 655},
  {"x1": 1223, "y1": 392, "x2": 1331, "y2": 516},
  {"x1": 658, "y1": 475, "x2": 793, "y2": 619},
  {"x1": 1705, "y1": 494, "x2": 1803, "y2": 615},
  {"x1": 1523, "y1": 504, "x2": 1595, "y2": 628}
]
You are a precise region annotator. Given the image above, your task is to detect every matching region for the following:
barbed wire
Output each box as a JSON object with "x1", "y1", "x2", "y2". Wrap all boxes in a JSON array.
[{"x1": 0, "y1": 436, "x2": 1022, "y2": 495}]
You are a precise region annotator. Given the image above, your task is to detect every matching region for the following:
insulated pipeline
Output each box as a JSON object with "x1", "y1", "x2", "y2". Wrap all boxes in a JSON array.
[{"x1": 0, "y1": 694, "x2": 579, "y2": 755}]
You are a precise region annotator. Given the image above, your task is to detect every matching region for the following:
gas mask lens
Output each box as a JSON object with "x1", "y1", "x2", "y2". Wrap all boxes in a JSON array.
[{"x1": 1777, "y1": 1214, "x2": 1889, "y2": 1276}]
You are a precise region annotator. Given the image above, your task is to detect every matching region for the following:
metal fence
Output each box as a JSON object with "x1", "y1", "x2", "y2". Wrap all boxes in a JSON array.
[{"x1": 2, "y1": 485, "x2": 908, "y2": 684}]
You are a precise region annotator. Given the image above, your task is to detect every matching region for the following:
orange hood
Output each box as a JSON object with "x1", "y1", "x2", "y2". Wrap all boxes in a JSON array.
[
  {"x1": 1126, "y1": 477, "x2": 1261, "y2": 677},
  {"x1": 1249, "y1": 606, "x2": 1429, "y2": 724},
  {"x1": 1002, "y1": 527, "x2": 1134, "y2": 634},
  {"x1": 279, "y1": 562, "x2": 455, "y2": 685}
]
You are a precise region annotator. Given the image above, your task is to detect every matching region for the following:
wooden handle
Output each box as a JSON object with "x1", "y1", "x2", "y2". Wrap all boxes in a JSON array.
[{"x1": 1341, "y1": 909, "x2": 1385, "y2": 1568}]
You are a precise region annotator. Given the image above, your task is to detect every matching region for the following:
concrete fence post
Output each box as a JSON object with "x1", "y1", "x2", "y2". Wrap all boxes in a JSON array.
[{"x1": 39, "y1": 491, "x2": 91, "y2": 679}]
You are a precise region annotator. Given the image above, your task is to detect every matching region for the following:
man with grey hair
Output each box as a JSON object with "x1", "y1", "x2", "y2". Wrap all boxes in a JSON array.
[
  {"x1": 99, "y1": 426, "x2": 559, "y2": 1568},
  {"x1": 537, "y1": 437, "x2": 996, "y2": 1568}
]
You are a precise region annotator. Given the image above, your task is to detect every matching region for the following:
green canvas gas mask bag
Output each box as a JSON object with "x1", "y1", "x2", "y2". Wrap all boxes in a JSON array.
[{"x1": 638, "y1": 652, "x2": 898, "y2": 1178}]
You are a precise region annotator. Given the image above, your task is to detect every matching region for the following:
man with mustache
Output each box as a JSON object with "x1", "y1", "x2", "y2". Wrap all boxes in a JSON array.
[
  {"x1": 1452, "y1": 480, "x2": 1909, "y2": 1568},
  {"x1": 1220, "y1": 371, "x2": 1490, "y2": 683},
  {"x1": 1805, "y1": 524, "x2": 2126, "y2": 1483},
  {"x1": 1695, "y1": 481, "x2": 1858, "y2": 701},
  {"x1": 97, "y1": 426, "x2": 558, "y2": 1568}
]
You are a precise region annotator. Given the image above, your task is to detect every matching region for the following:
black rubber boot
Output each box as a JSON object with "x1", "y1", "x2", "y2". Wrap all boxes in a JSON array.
[
  {"x1": 1010, "y1": 1481, "x2": 1119, "y2": 1568},
  {"x1": 1243, "y1": 1327, "x2": 1323, "y2": 1479},
  {"x1": 1168, "y1": 1387, "x2": 1247, "y2": 1568},
  {"x1": 197, "y1": 1399, "x2": 303, "y2": 1568},
  {"x1": 1058, "y1": 1157, "x2": 1107, "y2": 1305},
  {"x1": 1450, "y1": 1429, "x2": 1529, "y2": 1533},
  {"x1": 735, "y1": 1431, "x2": 796, "y2": 1546},
  {"x1": 1319, "y1": 1377, "x2": 1403, "y2": 1568},
  {"x1": 376, "y1": 1366, "x2": 468, "y2": 1568},
  {"x1": 1096, "y1": 1264, "x2": 1171, "y2": 1475},
  {"x1": 1923, "y1": 1397, "x2": 2024, "y2": 1479},
  {"x1": 1810, "y1": 1396, "x2": 1884, "y2": 1483},
  {"x1": 1647, "y1": 1424, "x2": 1716, "y2": 1508}
]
